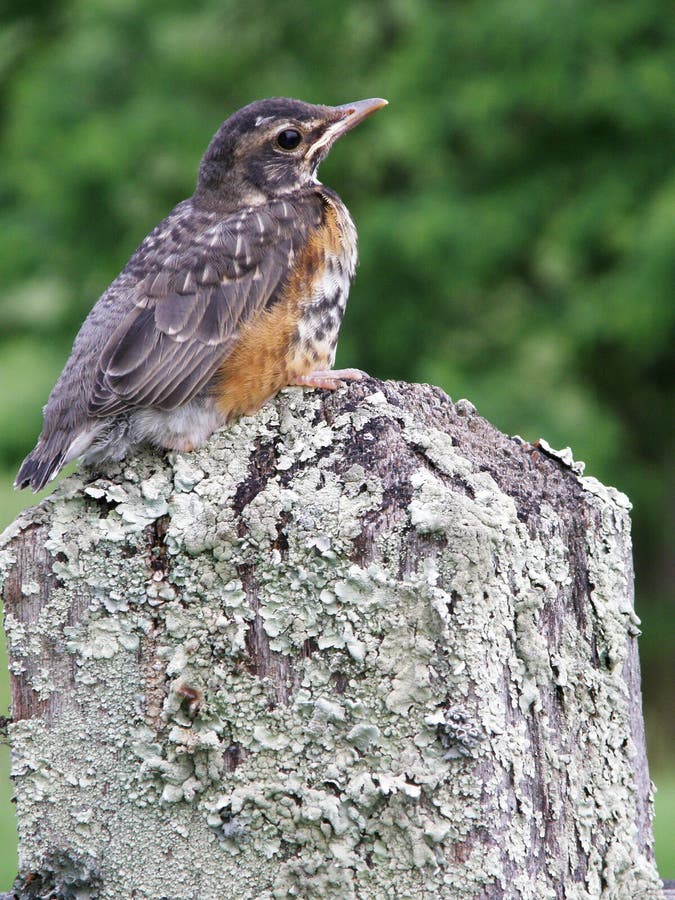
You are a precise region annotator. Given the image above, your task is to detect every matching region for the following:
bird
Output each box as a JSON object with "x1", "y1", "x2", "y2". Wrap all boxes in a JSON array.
[{"x1": 15, "y1": 96, "x2": 387, "y2": 492}]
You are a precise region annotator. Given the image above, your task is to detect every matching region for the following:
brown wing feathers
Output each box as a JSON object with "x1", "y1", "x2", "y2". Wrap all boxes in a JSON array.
[{"x1": 89, "y1": 197, "x2": 321, "y2": 418}]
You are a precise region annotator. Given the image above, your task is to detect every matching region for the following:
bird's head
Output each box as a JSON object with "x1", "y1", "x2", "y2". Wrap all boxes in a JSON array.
[{"x1": 194, "y1": 97, "x2": 387, "y2": 207}]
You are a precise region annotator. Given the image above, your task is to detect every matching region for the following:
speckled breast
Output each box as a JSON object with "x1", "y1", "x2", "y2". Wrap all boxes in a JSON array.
[
  {"x1": 285, "y1": 190, "x2": 358, "y2": 376},
  {"x1": 214, "y1": 189, "x2": 358, "y2": 420}
]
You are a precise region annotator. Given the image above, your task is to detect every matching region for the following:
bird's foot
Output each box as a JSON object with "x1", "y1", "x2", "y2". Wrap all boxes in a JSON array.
[
  {"x1": 290, "y1": 368, "x2": 365, "y2": 390},
  {"x1": 163, "y1": 437, "x2": 197, "y2": 452}
]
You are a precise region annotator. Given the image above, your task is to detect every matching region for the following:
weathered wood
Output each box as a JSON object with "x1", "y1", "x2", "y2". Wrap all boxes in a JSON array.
[{"x1": 0, "y1": 379, "x2": 664, "y2": 899}]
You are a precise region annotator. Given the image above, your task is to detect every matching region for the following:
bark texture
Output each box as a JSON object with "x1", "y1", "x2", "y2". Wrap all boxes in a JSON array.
[{"x1": 0, "y1": 379, "x2": 663, "y2": 899}]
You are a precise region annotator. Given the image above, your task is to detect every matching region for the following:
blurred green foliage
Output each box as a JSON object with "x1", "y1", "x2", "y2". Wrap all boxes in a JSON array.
[
  {"x1": 0, "y1": 0, "x2": 672, "y2": 885},
  {"x1": 654, "y1": 770, "x2": 675, "y2": 879}
]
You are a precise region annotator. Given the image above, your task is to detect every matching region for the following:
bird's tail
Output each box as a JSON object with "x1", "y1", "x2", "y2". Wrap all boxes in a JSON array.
[
  {"x1": 15, "y1": 442, "x2": 67, "y2": 493},
  {"x1": 16, "y1": 421, "x2": 106, "y2": 492}
]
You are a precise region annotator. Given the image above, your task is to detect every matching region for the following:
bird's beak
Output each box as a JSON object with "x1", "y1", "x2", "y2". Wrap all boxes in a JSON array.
[
  {"x1": 309, "y1": 98, "x2": 388, "y2": 159},
  {"x1": 331, "y1": 98, "x2": 389, "y2": 135}
]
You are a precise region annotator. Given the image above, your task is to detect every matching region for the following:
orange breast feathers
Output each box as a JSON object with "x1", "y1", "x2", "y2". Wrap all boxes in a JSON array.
[{"x1": 214, "y1": 198, "x2": 356, "y2": 420}]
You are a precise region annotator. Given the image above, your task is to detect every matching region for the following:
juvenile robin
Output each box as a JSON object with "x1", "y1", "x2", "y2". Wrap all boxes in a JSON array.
[{"x1": 16, "y1": 96, "x2": 387, "y2": 492}]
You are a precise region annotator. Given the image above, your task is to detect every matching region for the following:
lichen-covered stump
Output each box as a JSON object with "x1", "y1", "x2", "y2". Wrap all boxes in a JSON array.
[{"x1": 0, "y1": 379, "x2": 663, "y2": 899}]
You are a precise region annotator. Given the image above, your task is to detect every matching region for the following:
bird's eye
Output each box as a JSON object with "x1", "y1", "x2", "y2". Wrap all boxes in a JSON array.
[{"x1": 277, "y1": 128, "x2": 302, "y2": 150}]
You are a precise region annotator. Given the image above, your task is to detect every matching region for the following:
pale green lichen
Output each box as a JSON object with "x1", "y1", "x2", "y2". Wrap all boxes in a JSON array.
[{"x1": 0, "y1": 387, "x2": 663, "y2": 899}]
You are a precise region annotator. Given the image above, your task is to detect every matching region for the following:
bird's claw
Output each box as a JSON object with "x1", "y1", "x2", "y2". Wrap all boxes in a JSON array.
[{"x1": 290, "y1": 368, "x2": 365, "y2": 390}]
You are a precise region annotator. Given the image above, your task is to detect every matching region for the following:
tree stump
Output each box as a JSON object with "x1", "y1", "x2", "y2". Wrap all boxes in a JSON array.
[{"x1": 0, "y1": 379, "x2": 663, "y2": 899}]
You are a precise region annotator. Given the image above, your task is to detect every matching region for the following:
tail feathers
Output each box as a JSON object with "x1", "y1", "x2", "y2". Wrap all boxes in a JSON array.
[
  {"x1": 16, "y1": 424, "x2": 103, "y2": 492},
  {"x1": 15, "y1": 445, "x2": 67, "y2": 493}
]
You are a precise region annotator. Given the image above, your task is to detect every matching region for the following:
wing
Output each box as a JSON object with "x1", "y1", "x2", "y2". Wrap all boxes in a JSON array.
[{"x1": 88, "y1": 197, "x2": 322, "y2": 417}]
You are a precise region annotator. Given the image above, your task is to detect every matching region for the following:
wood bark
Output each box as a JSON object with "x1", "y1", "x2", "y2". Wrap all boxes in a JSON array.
[{"x1": 0, "y1": 378, "x2": 664, "y2": 899}]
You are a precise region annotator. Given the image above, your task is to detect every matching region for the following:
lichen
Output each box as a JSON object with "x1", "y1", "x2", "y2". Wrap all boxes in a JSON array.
[{"x1": 0, "y1": 383, "x2": 663, "y2": 899}]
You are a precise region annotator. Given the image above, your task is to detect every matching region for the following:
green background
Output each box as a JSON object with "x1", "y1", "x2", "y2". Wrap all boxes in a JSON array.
[{"x1": 0, "y1": 0, "x2": 672, "y2": 885}]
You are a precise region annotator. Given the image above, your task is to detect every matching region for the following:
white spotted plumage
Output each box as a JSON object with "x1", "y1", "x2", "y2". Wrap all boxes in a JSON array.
[
  {"x1": 291, "y1": 192, "x2": 358, "y2": 372},
  {"x1": 16, "y1": 96, "x2": 385, "y2": 492}
]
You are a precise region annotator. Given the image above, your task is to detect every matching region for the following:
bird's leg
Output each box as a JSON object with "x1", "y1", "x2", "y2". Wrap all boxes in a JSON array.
[
  {"x1": 162, "y1": 437, "x2": 198, "y2": 452},
  {"x1": 289, "y1": 368, "x2": 365, "y2": 390}
]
